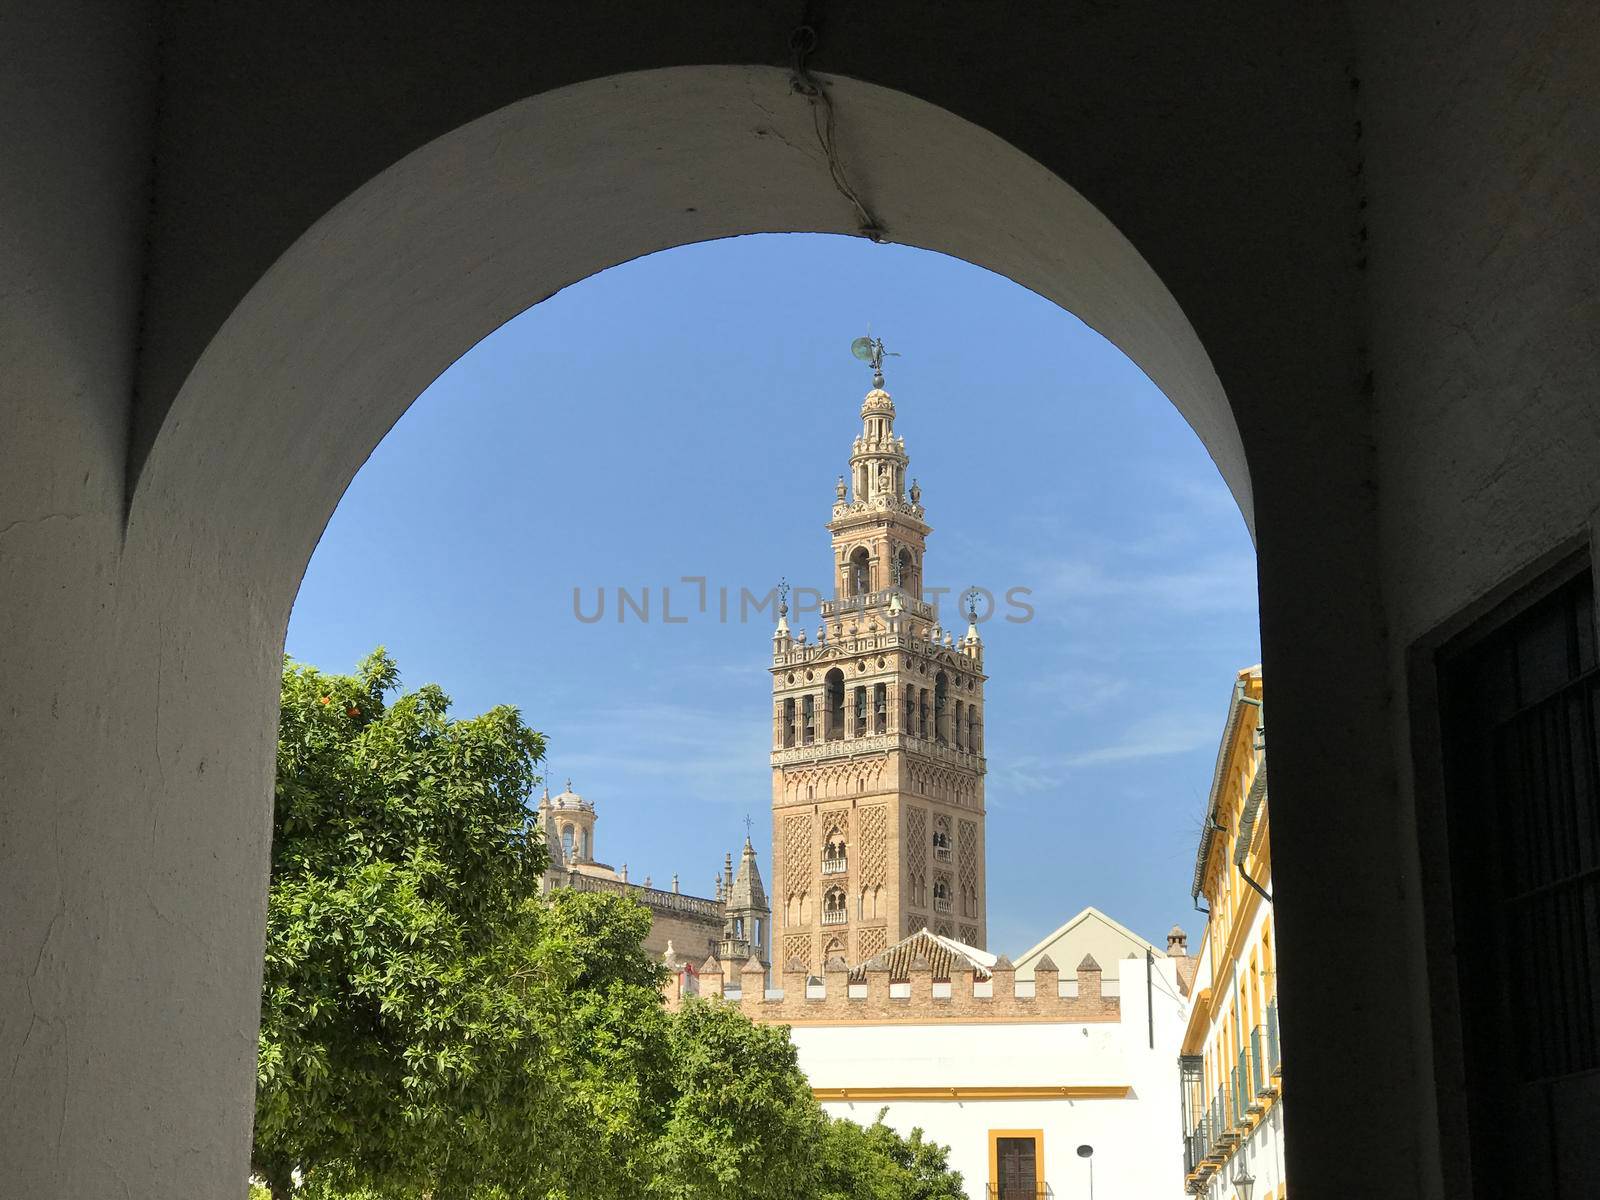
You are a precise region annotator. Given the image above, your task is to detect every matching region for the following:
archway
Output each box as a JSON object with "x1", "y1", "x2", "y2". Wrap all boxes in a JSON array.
[{"x1": 60, "y1": 61, "x2": 1395, "y2": 1200}]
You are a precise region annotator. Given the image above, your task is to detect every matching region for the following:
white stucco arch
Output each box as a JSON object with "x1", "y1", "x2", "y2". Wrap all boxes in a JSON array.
[
  {"x1": 128, "y1": 66, "x2": 1249, "y2": 630},
  {"x1": 97, "y1": 70, "x2": 1251, "y2": 1191}
]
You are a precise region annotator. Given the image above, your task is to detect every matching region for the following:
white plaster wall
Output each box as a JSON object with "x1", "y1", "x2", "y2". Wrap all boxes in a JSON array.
[
  {"x1": 1194, "y1": 1103, "x2": 1287, "y2": 1200},
  {"x1": 797, "y1": 957, "x2": 1187, "y2": 1199}
]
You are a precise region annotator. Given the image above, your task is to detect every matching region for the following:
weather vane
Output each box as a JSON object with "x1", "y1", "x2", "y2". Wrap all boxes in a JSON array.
[
  {"x1": 743, "y1": 813, "x2": 754, "y2": 839},
  {"x1": 850, "y1": 334, "x2": 900, "y2": 387}
]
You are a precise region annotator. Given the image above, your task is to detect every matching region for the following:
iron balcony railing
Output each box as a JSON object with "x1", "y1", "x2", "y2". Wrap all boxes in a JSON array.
[
  {"x1": 1248, "y1": 1026, "x2": 1268, "y2": 1098},
  {"x1": 1183, "y1": 1118, "x2": 1211, "y2": 1174},
  {"x1": 1265, "y1": 997, "x2": 1282, "y2": 1075},
  {"x1": 986, "y1": 1186, "x2": 1053, "y2": 1199}
]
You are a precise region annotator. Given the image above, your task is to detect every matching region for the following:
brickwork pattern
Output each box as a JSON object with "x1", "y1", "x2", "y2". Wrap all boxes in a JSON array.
[
  {"x1": 958, "y1": 819, "x2": 977, "y2": 889},
  {"x1": 856, "y1": 925, "x2": 888, "y2": 960},
  {"x1": 906, "y1": 806, "x2": 926, "y2": 875},
  {"x1": 908, "y1": 761, "x2": 980, "y2": 806},
  {"x1": 859, "y1": 804, "x2": 887, "y2": 887},
  {"x1": 783, "y1": 932, "x2": 811, "y2": 968},
  {"x1": 784, "y1": 813, "x2": 812, "y2": 893}
]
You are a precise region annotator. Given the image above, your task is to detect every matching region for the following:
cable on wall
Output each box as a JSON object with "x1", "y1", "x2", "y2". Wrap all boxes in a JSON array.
[{"x1": 789, "y1": 24, "x2": 886, "y2": 243}]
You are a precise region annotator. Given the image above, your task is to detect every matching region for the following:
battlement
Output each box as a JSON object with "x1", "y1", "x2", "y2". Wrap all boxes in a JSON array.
[{"x1": 663, "y1": 953, "x2": 1119, "y2": 1025}]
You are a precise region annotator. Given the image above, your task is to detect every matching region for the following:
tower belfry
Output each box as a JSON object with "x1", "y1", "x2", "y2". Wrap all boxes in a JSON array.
[{"x1": 769, "y1": 345, "x2": 988, "y2": 974}]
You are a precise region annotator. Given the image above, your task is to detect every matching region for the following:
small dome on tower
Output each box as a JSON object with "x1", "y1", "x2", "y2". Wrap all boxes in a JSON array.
[
  {"x1": 860, "y1": 387, "x2": 895, "y2": 416},
  {"x1": 550, "y1": 779, "x2": 592, "y2": 811}
]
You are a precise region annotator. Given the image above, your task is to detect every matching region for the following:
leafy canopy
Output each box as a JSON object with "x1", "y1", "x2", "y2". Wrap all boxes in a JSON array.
[{"x1": 256, "y1": 650, "x2": 962, "y2": 1200}]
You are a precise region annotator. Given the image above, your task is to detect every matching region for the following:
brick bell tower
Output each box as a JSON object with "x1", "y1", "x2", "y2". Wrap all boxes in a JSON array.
[{"x1": 769, "y1": 340, "x2": 988, "y2": 975}]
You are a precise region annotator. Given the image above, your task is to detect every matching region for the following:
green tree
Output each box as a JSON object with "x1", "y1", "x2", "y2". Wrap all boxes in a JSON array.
[
  {"x1": 816, "y1": 1110, "x2": 966, "y2": 1200},
  {"x1": 652, "y1": 999, "x2": 822, "y2": 1200},
  {"x1": 255, "y1": 650, "x2": 551, "y2": 1199},
  {"x1": 256, "y1": 650, "x2": 965, "y2": 1200}
]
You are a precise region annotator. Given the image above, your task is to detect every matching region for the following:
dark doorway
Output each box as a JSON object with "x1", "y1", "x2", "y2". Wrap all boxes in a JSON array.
[
  {"x1": 993, "y1": 1134, "x2": 1039, "y2": 1199},
  {"x1": 1439, "y1": 566, "x2": 1600, "y2": 1197}
]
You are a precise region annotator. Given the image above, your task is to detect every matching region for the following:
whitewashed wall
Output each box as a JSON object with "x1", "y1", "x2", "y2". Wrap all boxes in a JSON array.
[{"x1": 791, "y1": 955, "x2": 1188, "y2": 1198}]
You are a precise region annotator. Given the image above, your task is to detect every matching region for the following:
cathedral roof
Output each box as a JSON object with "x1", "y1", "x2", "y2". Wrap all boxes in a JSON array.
[
  {"x1": 726, "y1": 836, "x2": 767, "y2": 911},
  {"x1": 849, "y1": 927, "x2": 997, "y2": 982}
]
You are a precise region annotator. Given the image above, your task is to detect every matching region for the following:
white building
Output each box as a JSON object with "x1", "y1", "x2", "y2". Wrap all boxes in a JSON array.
[{"x1": 669, "y1": 927, "x2": 1191, "y2": 1199}]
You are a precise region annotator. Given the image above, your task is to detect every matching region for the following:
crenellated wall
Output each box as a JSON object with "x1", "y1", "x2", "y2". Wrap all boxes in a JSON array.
[{"x1": 664, "y1": 955, "x2": 1119, "y2": 1025}]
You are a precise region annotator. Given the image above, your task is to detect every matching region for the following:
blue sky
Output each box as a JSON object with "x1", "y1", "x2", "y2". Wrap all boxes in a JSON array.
[{"x1": 288, "y1": 234, "x2": 1259, "y2": 954}]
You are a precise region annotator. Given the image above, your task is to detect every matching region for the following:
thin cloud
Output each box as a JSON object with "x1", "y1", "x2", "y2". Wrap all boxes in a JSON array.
[
  {"x1": 548, "y1": 702, "x2": 768, "y2": 802},
  {"x1": 989, "y1": 711, "x2": 1217, "y2": 794},
  {"x1": 1034, "y1": 552, "x2": 1257, "y2": 617}
]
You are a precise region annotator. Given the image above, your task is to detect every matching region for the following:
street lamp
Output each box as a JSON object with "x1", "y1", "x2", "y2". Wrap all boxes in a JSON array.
[
  {"x1": 1075, "y1": 1144, "x2": 1094, "y2": 1200},
  {"x1": 1231, "y1": 1167, "x2": 1255, "y2": 1200}
]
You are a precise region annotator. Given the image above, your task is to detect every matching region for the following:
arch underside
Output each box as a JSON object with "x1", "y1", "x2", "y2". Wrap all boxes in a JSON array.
[{"x1": 131, "y1": 66, "x2": 1251, "y2": 638}]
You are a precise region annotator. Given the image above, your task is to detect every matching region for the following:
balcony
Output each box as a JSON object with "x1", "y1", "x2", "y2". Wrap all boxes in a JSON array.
[
  {"x1": 1265, "y1": 998, "x2": 1283, "y2": 1078},
  {"x1": 821, "y1": 856, "x2": 848, "y2": 876},
  {"x1": 986, "y1": 1187, "x2": 1052, "y2": 1199},
  {"x1": 934, "y1": 844, "x2": 952, "y2": 862},
  {"x1": 933, "y1": 895, "x2": 952, "y2": 913},
  {"x1": 1249, "y1": 1025, "x2": 1274, "y2": 1101},
  {"x1": 821, "y1": 909, "x2": 846, "y2": 926}
]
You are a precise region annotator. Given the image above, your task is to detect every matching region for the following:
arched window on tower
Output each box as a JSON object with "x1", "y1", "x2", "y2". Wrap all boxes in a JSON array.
[
  {"x1": 934, "y1": 672, "x2": 950, "y2": 745},
  {"x1": 802, "y1": 694, "x2": 815, "y2": 745},
  {"x1": 933, "y1": 877, "x2": 952, "y2": 913},
  {"x1": 782, "y1": 697, "x2": 796, "y2": 748},
  {"x1": 822, "y1": 827, "x2": 847, "y2": 876},
  {"x1": 849, "y1": 547, "x2": 871, "y2": 596},
  {"x1": 918, "y1": 688, "x2": 930, "y2": 739},
  {"x1": 903, "y1": 687, "x2": 914, "y2": 733},
  {"x1": 823, "y1": 937, "x2": 846, "y2": 967},
  {"x1": 561, "y1": 824, "x2": 575, "y2": 862},
  {"x1": 896, "y1": 547, "x2": 919, "y2": 599},
  {"x1": 874, "y1": 683, "x2": 887, "y2": 734},
  {"x1": 853, "y1": 686, "x2": 868, "y2": 737},
  {"x1": 933, "y1": 815, "x2": 952, "y2": 862},
  {"x1": 822, "y1": 886, "x2": 847, "y2": 926},
  {"x1": 954, "y1": 699, "x2": 965, "y2": 750},
  {"x1": 824, "y1": 669, "x2": 845, "y2": 742},
  {"x1": 580, "y1": 828, "x2": 591, "y2": 861}
]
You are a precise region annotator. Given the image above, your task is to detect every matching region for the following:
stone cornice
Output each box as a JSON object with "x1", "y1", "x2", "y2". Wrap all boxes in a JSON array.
[{"x1": 770, "y1": 732, "x2": 986, "y2": 774}]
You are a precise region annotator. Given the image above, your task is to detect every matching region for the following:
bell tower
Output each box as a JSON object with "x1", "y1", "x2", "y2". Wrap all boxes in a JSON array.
[{"x1": 769, "y1": 342, "x2": 987, "y2": 974}]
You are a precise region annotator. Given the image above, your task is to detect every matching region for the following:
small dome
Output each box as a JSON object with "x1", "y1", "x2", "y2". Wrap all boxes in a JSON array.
[
  {"x1": 860, "y1": 388, "x2": 895, "y2": 416},
  {"x1": 550, "y1": 779, "x2": 592, "y2": 811}
]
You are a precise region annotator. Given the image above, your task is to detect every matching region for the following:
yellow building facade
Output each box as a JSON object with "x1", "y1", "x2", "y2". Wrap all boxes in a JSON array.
[{"x1": 1179, "y1": 666, "x2": 1286, "y2": 1200}]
